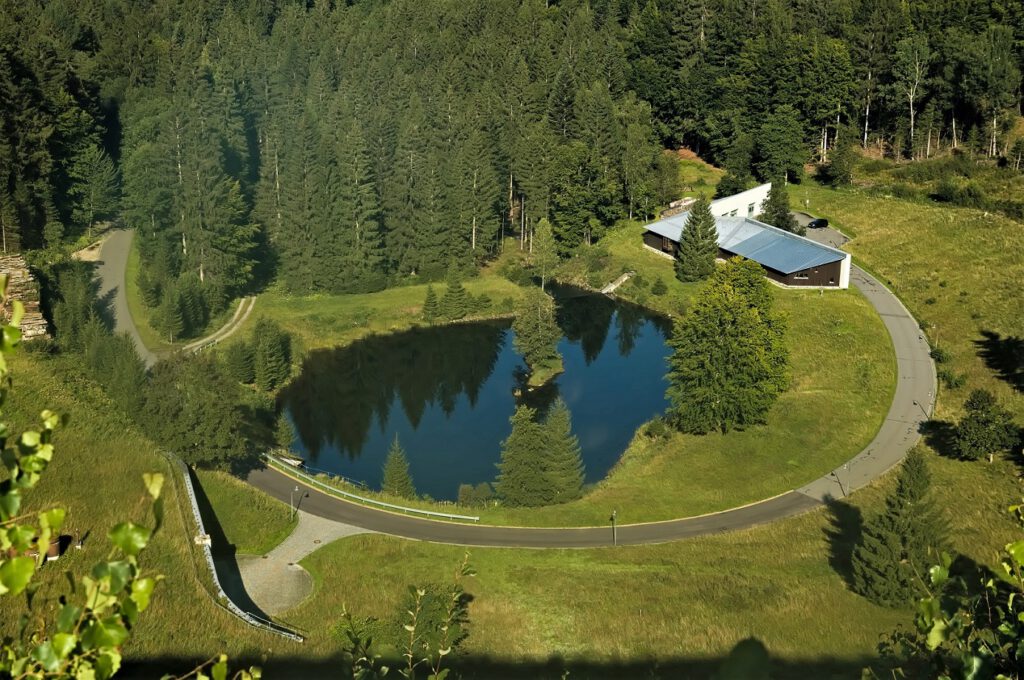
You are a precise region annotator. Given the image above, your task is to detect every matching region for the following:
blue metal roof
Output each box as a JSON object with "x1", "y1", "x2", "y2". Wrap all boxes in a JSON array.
[{"x1": 645, "y1": 214, "x2": 845, "y2": 275}]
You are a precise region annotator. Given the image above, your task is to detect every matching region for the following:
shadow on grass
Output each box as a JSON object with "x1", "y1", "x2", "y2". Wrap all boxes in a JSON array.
[
  {"x1": 824, "y1": 498, "x2": 863, "y2": 588},
  {"x1": 187, "y1": 466, "x2": 272, "y2": 622},
  {"x1": 120, "y1": 648, "x2": 879, "y2": 680},
  {"x1": 920, "y1": 419, "x2": 959, "y2": 459},
  {"x1": 976, "y1": 330, "x2": 1024, "y2": 393}
]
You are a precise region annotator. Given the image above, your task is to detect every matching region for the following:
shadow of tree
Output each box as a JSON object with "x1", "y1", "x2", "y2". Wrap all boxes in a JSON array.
[
  {"x1": 975, "y1": 330, "x2": 1024, "y2": 393},
  {"x1": 920, "y1": 419, "x2": 959, "y2": 459},
  {"x1": 824, "y1": 499, "x2": 863, "y2": 588}
]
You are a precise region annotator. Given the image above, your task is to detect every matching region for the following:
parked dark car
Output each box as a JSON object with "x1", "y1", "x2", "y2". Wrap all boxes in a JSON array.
[{"x1": 808, "y1": 218, "x2": 829, "y2": 229}]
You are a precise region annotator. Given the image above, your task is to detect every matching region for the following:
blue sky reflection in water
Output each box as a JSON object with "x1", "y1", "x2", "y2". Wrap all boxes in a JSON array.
[{"x1": 280, "y1": 292, "x2": 672, "y2": 501}]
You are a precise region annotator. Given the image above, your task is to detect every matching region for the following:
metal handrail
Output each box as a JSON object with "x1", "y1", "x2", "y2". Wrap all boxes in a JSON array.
[
  {"x1": 167, "y1": 453, "x2": 304, "y2": 642},
  {"x1": 264, "y1": 454, "x2": 481, "y2": 522}
]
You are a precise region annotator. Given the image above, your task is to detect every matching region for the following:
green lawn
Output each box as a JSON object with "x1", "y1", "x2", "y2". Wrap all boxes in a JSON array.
[
  {"x1": 233, "y1": 271, "x2": 526, "y2": 354},
  {"x1": 0, "y1": 353, "x2": 296, "y2": 664},
  {"x1": 284, "y1": 450, "x2": 1021, "y2": 678},
  {"x1": 195, "y1": 469, "x2": 296, "y2": 555},
  {"x1": 791, "y1": 182, "x2": 1024, "y2": 423}
]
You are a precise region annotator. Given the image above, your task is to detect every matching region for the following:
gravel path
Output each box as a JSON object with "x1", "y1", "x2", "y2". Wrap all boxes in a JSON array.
[{"x1": 237, "y1": 510, "x2": 372, "y2": 615}]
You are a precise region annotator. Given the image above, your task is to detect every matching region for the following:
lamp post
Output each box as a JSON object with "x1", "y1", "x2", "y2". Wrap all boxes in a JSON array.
[
  {"x1": 912, "y1": 399, "x2": 930, "y2": 420},
  {"x1": 291, "y1": 485, "x2": 300, "y2": 519},
  {"x1": 610, "y1": 510, "x2": 617, "y2": 547},
  {"x1": 831, "y1": 468, "x2": 847, "y2": 498}
]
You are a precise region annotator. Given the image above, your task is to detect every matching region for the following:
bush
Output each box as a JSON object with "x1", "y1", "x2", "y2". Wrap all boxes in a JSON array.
[
  {"x1": 458, "y1": 482, "x2": 495, "y2": 507},
  {"x1": 929, "y1": 347, "x2": 951, "y2": 364},
  {"x1": 651, "y1": 277, "x2": 668, "y2": 296},
  {"x1": 938, "y1": 368, "x2": 966, "y2": 390},
  {"x1": 643, "y1": 417, "x2": 669, "y2": 439}
]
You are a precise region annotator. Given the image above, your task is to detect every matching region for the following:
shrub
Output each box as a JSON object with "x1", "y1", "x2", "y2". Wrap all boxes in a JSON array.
[
  {"x1": 651, "y1": 277, "x2": 668, "y2": 296},
  {"x1": 938, "y1": 368, "x2": 966, "y2": 390},
  {"x1": 644, "y1": 417, "x2": 669, "y2": 439},
  {"x1": 929, "y1": 347, "x2": 951, "y2": 364}
]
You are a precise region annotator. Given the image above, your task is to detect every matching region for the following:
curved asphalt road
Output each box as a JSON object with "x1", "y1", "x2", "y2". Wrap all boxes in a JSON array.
[
  {"x1": 95, "y1": 228, "x2": 935, "y2": 548},
  {"x1": 243, "y1": 262, "x2": 937, "y2": 548}
]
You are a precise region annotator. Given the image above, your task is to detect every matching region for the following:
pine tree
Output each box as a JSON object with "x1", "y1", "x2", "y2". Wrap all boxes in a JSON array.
[
  {"x1": 495, "y1": 406, "x2": 549, "y2": 507},
  {"x1": 674, "y1": 195, "x2": 718, "y2": 283},
  {"x1": 254, "y1": 317, "x2": 292, "y2": 391},
  {"x1": 69, "y1": 145, "x2": 119, "y2": 239},
  {"x1": 666, "y1": 259, "x2": 788, "y2": 433},
  {"x1": 155, "y1": 288, "x2": 185, "y2": 343},
  {"x1": 440, "y1": 267, "x2": 470, "y2": 321},
  {"x1": 225, "y1": 341, "x2": 255, "y2": 384},
  {"x1": 759, "y1": 181, "x2": 802, "y2": 234},
  {"x1": 851, "y1": 450, "x2": 948, "y2": 607},
  {"x1": 954, "y1": 389, "x2": 1018, "y2": 461},
  {"x1": 422, "y1": 285, "x2": 440, "y2": 323},
  {"x1": 381, "y1": 435, "x2": 416, "y2": 499},
  {"x1": 714, "y1": 172, "x2": 749, "y2": 198},
  {"x1": 541, "y1": 399, "x2": 585, "y2": 504},
  {"x1": 275, "y1": 411, "x2": 297, "y2": 452}
]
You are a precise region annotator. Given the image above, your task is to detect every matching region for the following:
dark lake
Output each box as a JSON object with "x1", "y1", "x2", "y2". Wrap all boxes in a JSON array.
[{"x1": 279, "y1": 289, "x2": 673, "y2": 501}]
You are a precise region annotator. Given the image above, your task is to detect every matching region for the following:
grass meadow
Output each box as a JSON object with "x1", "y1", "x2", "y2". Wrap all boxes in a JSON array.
[{"x1": 195, "y1": 469, "x2": 296, "y2": 555}]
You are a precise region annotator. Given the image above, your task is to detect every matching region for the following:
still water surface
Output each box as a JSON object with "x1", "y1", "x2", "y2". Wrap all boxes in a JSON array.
[{"x1": 280, "y1": 290, "x2": 672, "y2": 501}]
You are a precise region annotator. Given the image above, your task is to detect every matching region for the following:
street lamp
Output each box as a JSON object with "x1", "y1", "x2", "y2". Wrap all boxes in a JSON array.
[
  {"x1": 912, "y1": 399, "x2": 930, "y2": 419},
  {"x1": 609, "y1": 510, "x2": 618, "y2": 547},
  {"x1": 291, "y1": 485, "x2": 300, "y2": 519}
]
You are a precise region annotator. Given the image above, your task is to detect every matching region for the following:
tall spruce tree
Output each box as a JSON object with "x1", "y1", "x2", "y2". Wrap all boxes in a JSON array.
[
  {"x1": 68, "y1": 145, "x2": 119, "y2": 239},
  {"x1": 495, "y1": 406, "x2": 548, "y2": 507},
  {"x1": 666, "y1": 259, "x2": 789, "y2": 433},
  {"x1": 422, "y1": 285, "x2": 440, "y2": 323},
  {"x1": 759, "y1": 181, "x2": 802, "y2": 234},
  {"x1": 440, "y1": 267, "x2": 470, "y2": 321},
  {"x1": 530, "y1": 218, "x2": 560, "y2": 291},
  {"x1": 850, "y1": 449, "x2": 948, "y2": 607},
  {"x1": 254, "y1": 317, "x2": 292, "y2": 391},
  {"x1": 225, "y1": 341, "x2": 255, "y2": 384},
  {"x1": 675, "y1": 195, "x2": 718, "y2": 283},
  {"x1": 541, "y1": 399, "x2": 585, "y2": 504},
  {"x1": 381, "y1": 435, "x2": 416, "y2": 499}
]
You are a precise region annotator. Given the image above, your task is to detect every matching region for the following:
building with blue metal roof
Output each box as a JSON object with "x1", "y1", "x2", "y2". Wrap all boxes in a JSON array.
[{"x1": 642, "y1": 185, "x2": 851, "y2": 288}]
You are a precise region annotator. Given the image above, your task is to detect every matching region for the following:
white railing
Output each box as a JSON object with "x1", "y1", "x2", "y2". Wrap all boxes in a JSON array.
[
  {"x1": 168, "y1": 453, "x2": 304, "y2": 643},
  {"x1": 264, "y1": 453, "x2": 481, "y2": 522}
]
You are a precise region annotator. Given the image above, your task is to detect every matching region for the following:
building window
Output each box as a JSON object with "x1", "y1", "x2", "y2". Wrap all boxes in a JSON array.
[
  {"x1": 747, "y1": 203, "x2": 755, "y2": 216},
  {"x1": 829, "y1": 277, "x2": 835, "y2": 285},
  {"x1": 662, "y1": 237, "x2": 673, "y2": 252},
  {"x1": 729, "y1": 209, "x2": 738, "y2": 216},
  {"x1": 794, "y1": 273, "x2": 809, "y2": 280}
]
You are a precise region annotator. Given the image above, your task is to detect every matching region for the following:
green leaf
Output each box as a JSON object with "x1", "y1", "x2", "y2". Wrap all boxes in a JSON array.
[
  {"x1": 32, "y1": 640, "x2": 59, "y2": 672},
  {"x1": 108, "y1": 522, "x2": 151, "y2": 557},
  {"x1": 1007, "y1": 540, "x2": 1024, "y2": 566},
  {"x1": 0, "y1": 556, "x2": 35, "y2": 595},
  {"x1": 52, "y1": 632, "x2": 77, "y2": 659},
  {"x1": 80, "y1": 617, "x2": 130, "y2": 650},
  {"x1": 926, "y1": 619, "x2": 949, "y2": 650},
  {"x1": 0, "y1": 488, "x2": 21, "y2": 521},
  {"x1": 130, "y1": 577, "x2": 157, "y2": 612},
  {"x1": 57, "y1": 603, "x2": 82, "y2": 633},
  {"x1": 212, "y1": 655, "x2": 228, "y2": 680},
  {"x1": 95, "y1": 649, "x2": 121, "y2": 680},
  {"x1": 40, "y1": 507, "x2": 65, "y2": 532},
  {"x1": 142, "y1": 473, "x2": 164, "y2": 500}
]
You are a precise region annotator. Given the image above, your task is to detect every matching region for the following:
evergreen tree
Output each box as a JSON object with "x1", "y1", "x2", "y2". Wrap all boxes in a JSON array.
[
  {"x1": 541, "y1": 399, "x2": 585, "y2": 504},
  {"x1": 225, "y1": 341, "x2": 255, "y2": 384},
  {"x1": 714, "y1": 172, "x2": 749, "y2": 198},
  {"x1": 954, "y1": 389, "x2": 1018, "y2": 461},
  {"x1": 69, "y1": 145, "x2": 119, "y2": 239},
  {"x1": 155, "y1": 288, "x2": 185, "y2": 343},
  {"x1": 440, "y1": 268, "x2": 470, "y2": 321},
  {"x1": 254, "y1": 317, "x2": 292, "y2": 391},
  {"x1": 275, "y1": 411, "x2": 296, "y2": 452},
  {"x1": 850, "y1": 449, "x2": 948, "y2": 607},
  {"x1": 422, "y1": 285, "x2": 440, "y2": 323},
  {"x1": 666, "y1": 259, "x2": 789, "y2": 433},
  {"x1": 495, "y1": 406, "x2": 549, "y2": 507},
  {"x1": 512, "y1": 287, "x2": 561, "y2": 374},
  {"x1": 530, "y1": 218, "x2": 560, "y2": 291},
  {"x1": 825, "y1": 134, "x2": 856, "y2": 186},
  {"x1": 759, "y1": 181, "x2": 802, "y2": 234},
  {"x1": 674, "y1": 195, "x2": 718, "y2": 283},
  {"x1": 381, "y1": 435, "x2": 416, "y2": 499},
  {"x1": 754, "y1": 106, "x2": 805, "y2": 182}
]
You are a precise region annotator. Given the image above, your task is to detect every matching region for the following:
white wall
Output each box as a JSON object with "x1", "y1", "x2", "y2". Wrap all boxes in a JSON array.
[
  {"x1": 839, "y1": 253, "x2": 851, "y2": 289},
  {"x1": 709, "y1": 183, "x2": 771, "y2": 219}
]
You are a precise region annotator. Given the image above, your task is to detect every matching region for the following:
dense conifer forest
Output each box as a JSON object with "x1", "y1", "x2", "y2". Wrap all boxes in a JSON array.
[{"x1": 1, "y1": 0, "x2": 1021, "y2": 326}]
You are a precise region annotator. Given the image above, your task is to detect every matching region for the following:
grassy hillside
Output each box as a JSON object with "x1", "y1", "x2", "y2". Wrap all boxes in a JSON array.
[
  {"x1": 195, "y1": 470, "x2": 296, "y2": 555},
  {"x1": 0, "y1": 353, "x2": 299, "y2": 668}
]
